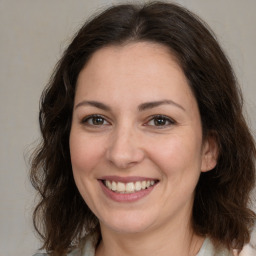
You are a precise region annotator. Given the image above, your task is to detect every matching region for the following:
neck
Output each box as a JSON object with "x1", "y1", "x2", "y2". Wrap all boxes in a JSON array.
[{"x1": 96, "y1": 217, "x2": 204, "y2": 256}]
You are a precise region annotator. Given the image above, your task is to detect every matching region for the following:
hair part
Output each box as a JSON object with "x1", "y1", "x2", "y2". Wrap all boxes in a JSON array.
[{"x1": 30, "y1": 1, "x2": 256, "y2": 254}]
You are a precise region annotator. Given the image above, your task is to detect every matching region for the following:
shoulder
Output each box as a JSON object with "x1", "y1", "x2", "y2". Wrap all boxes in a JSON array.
[
  {"x1": 198, "y1": 236, "x2": 256, "y2": 256},
  {"x1": 32, "y1": 249, "x2": 82, "y2": 256},
  {"x1": 32, "y1": 232, "x2": 99, "y2": 256},
  {"x1": 236, "y1": 244, "x2": 256, "y2": 255},
  {"x1": 197, "y1": 238, "x2": 233, "y2": 256},
  {"x1": 32, "y1": 249, "x2": 83, "y2": 256},
  {"x1": 237, "y1": 225, "x2": 256, "y2": 255}
]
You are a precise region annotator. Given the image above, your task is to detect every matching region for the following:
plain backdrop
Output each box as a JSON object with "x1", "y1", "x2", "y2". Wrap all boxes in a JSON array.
[{"x1": 0, "y1": 0, "x2": 255, "y2": 255}]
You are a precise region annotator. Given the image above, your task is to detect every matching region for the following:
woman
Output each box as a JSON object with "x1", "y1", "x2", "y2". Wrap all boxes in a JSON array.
[{"x1": 31, "y1": 2, "x2": 256, "y2": 256}]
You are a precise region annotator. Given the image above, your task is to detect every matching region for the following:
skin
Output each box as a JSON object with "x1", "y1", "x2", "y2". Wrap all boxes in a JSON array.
[{"x1": 69, "y1": 42, "x2": 218, "y2": 256}]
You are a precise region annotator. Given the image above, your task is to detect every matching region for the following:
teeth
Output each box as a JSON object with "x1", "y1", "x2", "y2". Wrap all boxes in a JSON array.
[
  {"x1": 117, "y1": 182, "x2": 126, "y2": 193},
  {"x1": 106, "y1": 180, "x2": 111, "y2": 188},
  {"x1": 104, "y1": 180, "x2": 157, "y2": 193},
  {"x1": 126, "y1": 182, "x2": 135, "y2": 192},
  {"x1": 112, "y1": 181, "x2": 117, "y2": 191},
  {"x1": 135, "y1": 181, "x2": 142, "y2": 191}
]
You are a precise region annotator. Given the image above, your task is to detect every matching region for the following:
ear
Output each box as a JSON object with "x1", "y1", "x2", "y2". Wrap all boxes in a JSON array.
[{"x1": 201, "y1": 133, "x2": 219, "y2": 173}]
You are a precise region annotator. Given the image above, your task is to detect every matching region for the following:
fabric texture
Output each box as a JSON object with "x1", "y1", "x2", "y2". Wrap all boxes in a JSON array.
[
  {"x1": 33, "y1": 227, "x2": 256, "y2": 256},
  {"x1": 33, "y1": 236, "x2": 255, "y2": 256}
]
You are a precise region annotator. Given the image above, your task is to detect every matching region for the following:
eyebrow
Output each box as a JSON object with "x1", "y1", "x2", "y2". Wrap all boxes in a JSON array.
[
  {"x1": 75, "y1": 99, "x2": 185, "y2": 112},
  {"x1": 138, "y1": 100, "x2": 185, "y2": 111},
  {"x1": 75, "y1": 101, "x2": 111, "y2": 111}
]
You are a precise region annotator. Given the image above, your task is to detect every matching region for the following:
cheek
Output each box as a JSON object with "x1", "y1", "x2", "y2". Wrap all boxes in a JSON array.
[
  {"x1": 70, "y1": 130, "x2": 106, "y2": 173},
  {"x1": 69, "y1": 131, "x2": 103, "y2": 204},
  {"x1": 146, "y1": 133, "x2": 203, "y2": 177}
]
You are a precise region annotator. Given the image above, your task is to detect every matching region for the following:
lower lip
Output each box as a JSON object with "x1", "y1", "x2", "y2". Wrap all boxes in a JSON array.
[{"x1": 99, "y1": 181, "x2": 156, "y2": 202}]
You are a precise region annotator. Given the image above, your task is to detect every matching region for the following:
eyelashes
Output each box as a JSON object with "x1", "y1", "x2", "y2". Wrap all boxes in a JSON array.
[
  {"x1": 81, "y1": 114, "x2": 176, "y2": 128},
  {"x1": 146, "y1": 114, "x2": 175, "y2": 127},
  {"x1": 81, "y1": 114, "x2": 110, "y2": 126}
]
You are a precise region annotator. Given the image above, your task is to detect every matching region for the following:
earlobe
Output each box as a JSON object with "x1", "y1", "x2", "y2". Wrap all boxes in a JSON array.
[{"x1": 201, "y1": 134, "x2": 219, "y2": 173}]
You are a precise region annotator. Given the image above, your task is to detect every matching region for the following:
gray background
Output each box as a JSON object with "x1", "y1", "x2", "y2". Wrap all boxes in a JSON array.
[{"x1": 0, "y1": 0, "x2": 255, "y2": 255}]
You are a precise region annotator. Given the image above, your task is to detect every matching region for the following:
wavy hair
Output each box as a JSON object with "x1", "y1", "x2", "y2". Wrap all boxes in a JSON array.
[{"x1": 30, "y1": 1, "x2": 256, "y2": 255}]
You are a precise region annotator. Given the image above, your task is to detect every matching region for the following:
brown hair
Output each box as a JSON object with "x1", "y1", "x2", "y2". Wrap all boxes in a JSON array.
[{"x1": 30, "y1": 1, "x2": 256, "y2": 255}]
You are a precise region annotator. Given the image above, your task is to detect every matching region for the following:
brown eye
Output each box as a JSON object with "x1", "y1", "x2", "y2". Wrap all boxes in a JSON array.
[
  {"x1": 92, "y1": 116, "x2": 104, "y2": 125},
  {"x1": 147, "y1": 115, "x2": 175, "y2": 127},
  {"x1": 154, "y1": 117, "x2": 168, "y2": 126},
  {"x1": 82, "y1": 115, "x2": 109, "y2": 126}
]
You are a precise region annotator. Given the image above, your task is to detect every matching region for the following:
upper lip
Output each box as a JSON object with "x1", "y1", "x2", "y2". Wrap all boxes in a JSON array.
[{"x1": 99, "y1": 176, "x2": 159, "y2": 183}]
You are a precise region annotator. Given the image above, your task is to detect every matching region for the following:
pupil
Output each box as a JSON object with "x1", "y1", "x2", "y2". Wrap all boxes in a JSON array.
[
  {"x1": 154, "y1": 118, "x2": 166, "y2": 126},
  {"x1": 93, "y1": 117, "x2": 104, "y2": 125}
]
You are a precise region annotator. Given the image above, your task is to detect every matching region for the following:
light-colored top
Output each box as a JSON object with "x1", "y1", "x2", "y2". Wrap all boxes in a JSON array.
[
  {"x1": 34, "y1": 235, "x2": 256, "y2": 256},
  {"x1": 197, "y1": 238, "x2": 232, "y2": 256}
]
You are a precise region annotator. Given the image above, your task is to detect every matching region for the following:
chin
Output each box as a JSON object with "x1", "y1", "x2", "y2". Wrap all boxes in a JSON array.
[{"x1": 100, "y1": 212, "x2": 156, "y2": 234}]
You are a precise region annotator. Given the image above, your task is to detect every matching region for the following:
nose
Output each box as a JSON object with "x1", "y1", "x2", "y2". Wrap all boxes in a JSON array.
[{"x1": 106, "y1": 125, "x2": 145, "y2": 169}]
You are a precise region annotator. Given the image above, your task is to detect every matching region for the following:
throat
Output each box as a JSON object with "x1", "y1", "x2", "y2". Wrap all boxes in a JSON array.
[{"x1": 96, "y1": 223, "x2": 205, "y2": 256}]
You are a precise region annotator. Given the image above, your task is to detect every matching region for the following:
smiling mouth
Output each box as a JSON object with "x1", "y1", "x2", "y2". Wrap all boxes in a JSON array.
[{"x1": 101, "y1": 180, "x2": 159, "y2": 194}]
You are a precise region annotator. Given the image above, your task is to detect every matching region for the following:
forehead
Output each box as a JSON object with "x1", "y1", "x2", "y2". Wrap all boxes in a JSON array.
[
  {"x1": 81, "y1": 41, "x2": 180, "y2": 76},
  {"x1": 75, "y1": 42, "x2": 195, "y2": 108}
]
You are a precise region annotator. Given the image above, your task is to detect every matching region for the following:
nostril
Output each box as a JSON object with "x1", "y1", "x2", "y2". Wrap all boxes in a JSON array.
[{"x1": 106, "y1": 145, "x2": 145, "y2": 169}]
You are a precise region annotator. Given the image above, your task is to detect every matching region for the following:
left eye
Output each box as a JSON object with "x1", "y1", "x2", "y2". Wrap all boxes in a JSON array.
[
  {"x1": 146, "y1": 115, "x2": 175, "y2": 127},
  {"x1": 82, "y1": 115, "x2": 110, "y2": 126}
]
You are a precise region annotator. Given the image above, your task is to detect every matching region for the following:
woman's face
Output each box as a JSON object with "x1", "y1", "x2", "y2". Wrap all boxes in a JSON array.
[{"x1": 70, "y1": 42, "x2": 217, "y2": 235}]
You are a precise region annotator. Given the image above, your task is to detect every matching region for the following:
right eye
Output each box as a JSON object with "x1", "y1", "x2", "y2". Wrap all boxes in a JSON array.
[{"x1": 81, "y1": 115, "x2": 110, "y2": 126}]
